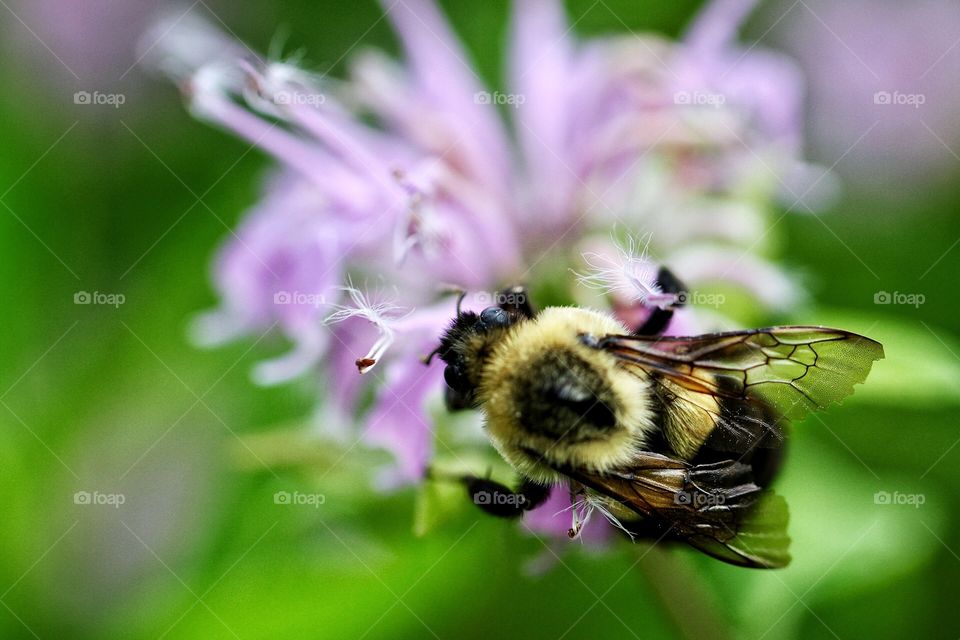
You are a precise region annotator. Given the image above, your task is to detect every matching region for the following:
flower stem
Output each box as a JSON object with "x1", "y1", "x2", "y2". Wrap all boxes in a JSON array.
[{"x1": 637, "y1": 546, "x2": 732, "y2": 640}]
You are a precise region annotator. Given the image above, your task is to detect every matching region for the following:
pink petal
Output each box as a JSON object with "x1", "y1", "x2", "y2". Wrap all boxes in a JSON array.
[
  {"x1": 509, "y1": 0, "x2": 578, "y2": 230},
  {"x1": 684, "y1": 0, "x2": 759, "y2": 55},
  {"x1": 378, "y1": 0, "x2": 513, "y2": 197},
  {"x1": 364, "y1": 354, "x2": 444, "y2": 488}
]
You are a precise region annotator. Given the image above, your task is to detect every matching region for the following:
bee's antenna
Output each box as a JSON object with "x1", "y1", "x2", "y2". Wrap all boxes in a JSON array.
[
  {"x1": 420, "y1": 344, "x2": 442, "y2": 366},
  {"x1": 420, "y1": 287, "x2": 467, "y2": 366},
  {"x1": 435, "y1": 284, "x2": 468, "y2": 316}
]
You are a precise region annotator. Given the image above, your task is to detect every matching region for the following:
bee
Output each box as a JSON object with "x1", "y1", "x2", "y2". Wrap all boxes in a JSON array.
[{"x1": 430, "y1": 272, "x2": 883, "y2": 568}]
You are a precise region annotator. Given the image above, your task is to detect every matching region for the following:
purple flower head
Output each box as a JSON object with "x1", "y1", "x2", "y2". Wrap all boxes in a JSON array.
[{"x1": 147, "y1": 0, "x2": 811, "y2": 535}]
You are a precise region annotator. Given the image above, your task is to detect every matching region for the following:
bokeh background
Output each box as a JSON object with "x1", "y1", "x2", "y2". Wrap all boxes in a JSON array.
[{"x1": 2, "y1": 1, "x2": 959, "y2": 638}]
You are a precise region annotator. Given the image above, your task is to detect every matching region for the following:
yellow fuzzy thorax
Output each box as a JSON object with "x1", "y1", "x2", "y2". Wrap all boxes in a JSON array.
[{"x1": 478, "y1": 307, "x2": 657, "y2": 483}]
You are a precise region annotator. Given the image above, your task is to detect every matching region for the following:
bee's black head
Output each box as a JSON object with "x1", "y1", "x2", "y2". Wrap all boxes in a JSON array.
[{"x1": 436, "y1": 306, "x2": 515, "y2": 410}]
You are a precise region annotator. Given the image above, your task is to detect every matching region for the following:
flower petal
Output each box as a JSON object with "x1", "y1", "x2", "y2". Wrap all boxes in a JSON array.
[
  {"x1": 364, "y1": 354, "x2": 444, "y2": 488},
  {"x1": 509, "y1": 0, "x2": 578, "y2": 230},
  {"x1": 378, "y1": 0, "x2": 514, "y2": 198}
]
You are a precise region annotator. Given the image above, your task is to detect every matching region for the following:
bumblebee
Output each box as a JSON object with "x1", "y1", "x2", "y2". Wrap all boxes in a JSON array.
[{"x1": 431, "y1": 271, "x2": 883, "y2": 568}]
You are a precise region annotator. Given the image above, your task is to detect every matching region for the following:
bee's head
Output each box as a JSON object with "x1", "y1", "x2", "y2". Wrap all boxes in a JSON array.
[{"x1": 436, "y1": 305, "x2": 515, "y2": 410}]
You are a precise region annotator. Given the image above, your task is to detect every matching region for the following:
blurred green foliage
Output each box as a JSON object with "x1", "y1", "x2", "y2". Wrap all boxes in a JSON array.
[{"x1": 1, "y1": 1, "x2": 958, "y2": 639}]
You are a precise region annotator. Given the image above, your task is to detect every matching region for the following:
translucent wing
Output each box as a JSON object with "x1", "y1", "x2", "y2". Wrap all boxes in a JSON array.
[
  {"x1": 589, "y1": 326, "x2": 883, "y2": 457},
  {"x1": 596, "y1": 326, "x2": 884, "y2": 419},
  {"x1": 542, "y1": 450, "x2": 790, "y2": 568}
]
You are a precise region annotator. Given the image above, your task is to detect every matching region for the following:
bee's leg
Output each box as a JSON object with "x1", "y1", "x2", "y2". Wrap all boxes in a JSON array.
[
  {"x1": 497, "y1": 285, "x2": 536, "y2": 320},
  {"x1": 622, "y1": 517, "x2": 677, "y2": 541},
  {"x1": 633, "y1": 266, "x2": 687, "y2": 336},
  {"x1": 461, "y1": 475, "x2": 551, "y2": 518}
]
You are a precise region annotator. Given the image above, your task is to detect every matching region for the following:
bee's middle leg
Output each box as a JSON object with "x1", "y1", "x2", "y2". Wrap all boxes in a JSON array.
[
  {"x1": 633, "y1": 266, "x2": 687, "y2": 336},
  {"x1": 497, "y1": 285, "x2": 536, "y2": 320},
  {"x1": 461, "y1": 476, "x2": 551, "y2": 518}
]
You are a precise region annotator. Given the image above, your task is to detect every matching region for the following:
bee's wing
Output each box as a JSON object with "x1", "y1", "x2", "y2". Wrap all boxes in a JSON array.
[
  {"x1": 553, "y1": 451, "x2": 790, "y2": 568},
  {"x1": 595, "y1": 326, "x2": 883, "y2": 454}
]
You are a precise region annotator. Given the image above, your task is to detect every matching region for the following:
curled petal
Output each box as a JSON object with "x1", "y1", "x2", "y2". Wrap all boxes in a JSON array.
[{"x1": 324, "y1": 285, "x2": 412, "y2": 374}]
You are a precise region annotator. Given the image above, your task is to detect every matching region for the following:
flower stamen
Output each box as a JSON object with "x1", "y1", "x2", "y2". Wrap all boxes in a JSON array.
[
  {"x1": 324, "y1": 282, "x2": 411, "y2": 374},
  {"x1": 558, "y1": 491, "x2": 635, "y2": 542},
  {"x1": 572, "y1": 233, "x2": 677, "y2": 309}
]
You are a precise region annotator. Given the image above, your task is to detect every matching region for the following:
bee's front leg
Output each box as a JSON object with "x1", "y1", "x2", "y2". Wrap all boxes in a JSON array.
[
  {"x1": 633, "y1": 266, "x2": 687, "y2": 336},
  {"x1": 461, "y1": 476, "x2": 551, "y2": 518},
  {"x1": 497, "y1": 285, "x2": 536, "y2": 320}
]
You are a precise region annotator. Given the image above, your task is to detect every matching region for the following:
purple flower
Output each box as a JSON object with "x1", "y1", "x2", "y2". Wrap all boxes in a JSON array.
[{"x1": 147, "y1": 0, "x2": 811, "y2": 530}]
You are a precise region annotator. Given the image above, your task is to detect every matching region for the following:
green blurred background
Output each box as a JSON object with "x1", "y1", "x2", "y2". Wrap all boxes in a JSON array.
[{"x1": 1, "y1": 1, "x2": 958, "y2": 638}]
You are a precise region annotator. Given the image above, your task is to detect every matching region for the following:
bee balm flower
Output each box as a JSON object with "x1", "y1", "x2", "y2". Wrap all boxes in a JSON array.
[{"x1": 145, "y1": 0, "x2": 811, "y2": 500}]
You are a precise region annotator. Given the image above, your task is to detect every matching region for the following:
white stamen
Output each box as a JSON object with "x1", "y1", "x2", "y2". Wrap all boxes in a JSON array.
[
  {"x1": 558, "y1": 493, "x2": 636, "y2": 541},
  {"x1": 557, "y1": 494, "x2": 595, "y2": 542},
  {"x1": 324, "y1": 282, "x2": 411, "y2": 374},
  {"x1": 572, "y1": 233, "x2": 677, "y2": 309}
]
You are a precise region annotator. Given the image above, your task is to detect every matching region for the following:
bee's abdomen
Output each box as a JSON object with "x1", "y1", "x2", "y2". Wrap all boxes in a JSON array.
[{"x1": 511, "y1": 350, "x2": 618, "y2": 441}]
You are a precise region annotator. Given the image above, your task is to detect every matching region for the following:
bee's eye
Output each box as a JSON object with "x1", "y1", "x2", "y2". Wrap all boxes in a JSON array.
[
  {"x1": 444, "y1": 364, "x2": 466, "y2": 391},
  {"x1": 479, "y1": 307, "x2": 509, "y2": 328}
]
